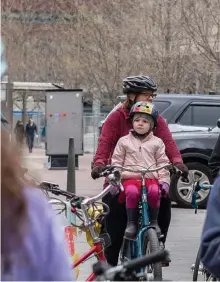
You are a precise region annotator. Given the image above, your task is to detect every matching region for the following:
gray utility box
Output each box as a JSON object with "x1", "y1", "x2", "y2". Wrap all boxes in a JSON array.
[{"x1": 45, "y1": 89, "x2": 83, "y2": 169}]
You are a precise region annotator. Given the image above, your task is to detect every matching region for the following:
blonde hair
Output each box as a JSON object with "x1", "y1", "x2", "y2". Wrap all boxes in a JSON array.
[{"x1": 1, "y1": 129, "x2": 28, "y2": 272}]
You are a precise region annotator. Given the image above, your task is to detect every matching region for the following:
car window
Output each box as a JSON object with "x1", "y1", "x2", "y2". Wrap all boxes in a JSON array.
[
  {"x1": 178, "y1": 104, "x2": 220, "y2": 127},
  {"x1": 153, "y1": 101, "x2": 170, "y2": 114}
]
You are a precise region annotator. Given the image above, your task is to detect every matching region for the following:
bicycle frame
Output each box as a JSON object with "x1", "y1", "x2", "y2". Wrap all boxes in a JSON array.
[
  {"x1": 117, "y1": 164, "x2": 171, "y2": 276},
  {"x1": 192, "y1": 183, "x2": 213, "y2": 213},
  {"x1": 48, "y1": 185, "x2": 115, "y2": 281},
  {"x1": 138, "y1": 177, "x2": 151, "y2": 256},
  {"x1": 73, "y1": 241, "x2": 106, "y2": 281},
  {"x1": 70, "y1": 204, "x2": 107, "y2": 281},
  {"x1": 131, "y1": 177, "x2": 151, "y2": 273},
  {"x1": 121, "y1": 175, "x2": 152, "y2": 275},
  {"x1": 49, "y1": 199, "x2": 106, "y2": 281}
]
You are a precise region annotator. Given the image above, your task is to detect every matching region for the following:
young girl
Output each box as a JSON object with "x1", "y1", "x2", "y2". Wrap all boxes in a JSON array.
[{"x1": 111, "y1": 101, "x2": 170, "y2": 239}]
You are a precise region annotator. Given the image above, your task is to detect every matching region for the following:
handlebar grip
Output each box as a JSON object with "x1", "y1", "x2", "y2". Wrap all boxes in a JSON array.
[
  {"x1": 167, "y1": 164, "x2": 174, "y2": 170},
  {"x1": 93, "y1": 261, "x2": 110, "y2": 276},
  {"x1": 200, "y1": 184, "x2": 213, "y2": 190},
  {"x1": 123, "y1": 250, "x2": 169, "y2": 271},
  {"x1": 98, "y1": 166, "x2": 112, "y2": 177},
  {"x1": 99, "y1": 171, "x2": 108, "y2": 177},
  {"x1": 99, "y1": 167, "x2": 120, "y2": 178}
]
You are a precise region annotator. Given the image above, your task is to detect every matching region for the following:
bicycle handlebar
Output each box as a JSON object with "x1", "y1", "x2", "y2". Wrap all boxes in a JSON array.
[
  {"x1": 81, "y1": 183, "x2": 123, "y2": 207},
  {"x1": 93, "y1": 250, "x2": 169, "y2": 281},
  {"x1": 100, "y1": 163, "x2": 172, "y2": 177},
  {"x1": 40, "y1": 182, "x2": 75, "y2": 197},
  {"x1": 191, "y1": 181, "x2": 213, "y2": 213},
  {"x1": 40, "y1": 181, "x2": 118, "y2": 230},
  {"x1": 123, "y1": 249, "x2": 168, "y2": 270}
]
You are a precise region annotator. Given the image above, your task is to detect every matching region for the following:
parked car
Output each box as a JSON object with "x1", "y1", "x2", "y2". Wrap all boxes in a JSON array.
[
  {"x1": 99, "y1": 94, "x2": 220, "y2": 208},
  {"x1": 100, "y1": 94, "x2": 220, "y2": 130},
  {"x1": 171, "y1": 123, "x2": 220, "y2": 208}
]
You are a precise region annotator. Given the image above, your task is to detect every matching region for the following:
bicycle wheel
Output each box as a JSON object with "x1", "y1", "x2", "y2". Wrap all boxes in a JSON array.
[
  {"x1": 192, "y1": 246, "x2": 218, "y2": 281},
  {"x1": 192, "y1": 247, "x2": 201, "y2": 281},
  {"x1": 143, "y1": 228, "x2": 162, "y2": 281}
]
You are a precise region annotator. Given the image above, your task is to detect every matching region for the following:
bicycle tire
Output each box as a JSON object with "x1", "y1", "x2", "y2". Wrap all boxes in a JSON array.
[
  {"x1": 143, "y1": 228, "x2": 162, "y2": 281},
  {"x1": 192, "y1": 246, "x2": 218, "y2": 281},
  {"x1": 193, "y1": 247, "x2": 201, "y2": 281}
]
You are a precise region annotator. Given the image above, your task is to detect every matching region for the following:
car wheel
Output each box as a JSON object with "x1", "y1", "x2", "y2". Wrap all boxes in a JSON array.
[{"x1": 170, "y1": 162, "x2": 212, "y2": 208}]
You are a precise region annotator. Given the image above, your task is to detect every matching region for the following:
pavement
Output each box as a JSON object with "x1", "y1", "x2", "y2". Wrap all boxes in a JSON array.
[{"x1": 22, "y1": 148, "x2": 206, "y2": 281}]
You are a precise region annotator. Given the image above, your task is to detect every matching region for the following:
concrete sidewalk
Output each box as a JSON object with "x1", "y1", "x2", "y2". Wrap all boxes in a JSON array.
[
  {"x1": 22, "y1": 148, "x2": 103, "y2": 197},
  {"x1": 23, "y1": 148, "x2": 205, "y2": 281}
]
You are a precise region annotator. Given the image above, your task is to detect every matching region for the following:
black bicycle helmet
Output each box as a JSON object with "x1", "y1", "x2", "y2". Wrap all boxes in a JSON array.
[{"x1": 123, "y1": 75, "x2": 157, "y2": 94}]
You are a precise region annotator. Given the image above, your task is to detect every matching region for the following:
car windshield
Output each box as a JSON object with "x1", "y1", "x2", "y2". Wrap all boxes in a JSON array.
[
  {"x1": 101, "y1": 100, "x2": 170, "y2": 125},
  {"x1": 153, "y1": 101, "x2": 170, "y2": 114}
]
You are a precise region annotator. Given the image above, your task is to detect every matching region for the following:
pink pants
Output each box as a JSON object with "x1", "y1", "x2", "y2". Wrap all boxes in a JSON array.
[{"x1": 118, "y1": 179, "x2": 160, "y2": 208}]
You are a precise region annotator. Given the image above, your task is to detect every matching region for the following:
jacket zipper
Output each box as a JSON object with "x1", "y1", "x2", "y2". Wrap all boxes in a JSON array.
[{"x1": 139, "y1": 139, "x2": 142, "y2": 154}]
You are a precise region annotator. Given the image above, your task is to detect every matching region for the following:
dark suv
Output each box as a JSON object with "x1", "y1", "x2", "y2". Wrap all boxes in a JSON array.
[
  {"x1": 104, "y1": 94, "x2": 220, "y2": 128},
  {"x1": 100, "y1": 94, "x2": 220, "y2": 208}
]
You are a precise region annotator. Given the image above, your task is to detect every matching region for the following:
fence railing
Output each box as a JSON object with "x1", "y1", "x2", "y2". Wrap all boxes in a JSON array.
[
  {"x1": 13, "y1": 112, "x2": 107, "y2": 153},
  {"x1": 83, "y1": 114, "x2": 107, "y2": 154}
]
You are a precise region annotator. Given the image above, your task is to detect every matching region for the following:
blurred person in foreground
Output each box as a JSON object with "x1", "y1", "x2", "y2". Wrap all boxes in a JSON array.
[
  {"x1": 200, "y1": 134, "x2": 220, "y2": 278},
  {"x1": 1, "y1": 129, "x2": 74, "y2": 281},
  {"x1": 208, "y1": 133, "x2": 220, "y2": 179},
  {"x1": 200, "y1": 175, "x2": 220, "y2": 279}
]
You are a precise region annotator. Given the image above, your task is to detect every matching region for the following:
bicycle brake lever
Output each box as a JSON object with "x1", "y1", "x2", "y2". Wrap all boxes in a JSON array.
[
  {"x1": 119, "y1": 183, "x2": 124, "y2": 192},
  {"x1": 99, "y1": 167, "x2": 113, "y2": 177}
]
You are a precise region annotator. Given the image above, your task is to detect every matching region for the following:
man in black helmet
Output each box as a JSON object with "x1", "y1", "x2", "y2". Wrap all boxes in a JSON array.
[{"x1": 91, "y1": 75, "x2": 188, "y2": 266}]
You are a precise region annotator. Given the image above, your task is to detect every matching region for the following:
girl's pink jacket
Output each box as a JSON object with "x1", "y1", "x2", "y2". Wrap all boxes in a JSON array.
[{"x1": 111, "y1": 131, "x2": 170, "y2": 185}]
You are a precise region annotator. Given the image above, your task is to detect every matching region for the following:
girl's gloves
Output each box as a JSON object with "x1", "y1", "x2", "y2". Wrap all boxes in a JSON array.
[{"x1": 159, "y1": 182, "x2": 169, "y2": 197}]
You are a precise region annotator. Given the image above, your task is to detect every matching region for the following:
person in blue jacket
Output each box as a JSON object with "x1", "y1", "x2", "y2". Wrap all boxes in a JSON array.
[
  {"x1": 208, "y1": 133, "x2": 220, "y2": 179},
  {"x1": 200, "y1": 175, "x2": 220, "y2": 279}
]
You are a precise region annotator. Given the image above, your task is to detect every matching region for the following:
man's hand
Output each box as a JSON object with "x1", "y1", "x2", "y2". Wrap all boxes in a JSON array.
[
  {"x1": 91, "y1": 165, "x2": 105, "y2": 180},
  {"x1": 174, "y1": 162, "x2": 189, "y2": 178}
]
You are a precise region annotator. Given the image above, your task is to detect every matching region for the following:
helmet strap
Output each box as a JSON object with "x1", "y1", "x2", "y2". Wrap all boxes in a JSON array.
[{"x1": 124, "y1": 97, "x2": 135, "y2": 110}]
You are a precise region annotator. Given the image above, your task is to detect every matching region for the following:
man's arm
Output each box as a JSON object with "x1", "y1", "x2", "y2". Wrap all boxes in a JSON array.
[
  {"x1": 209, "y1": 134, "x2": 220, "y2": 178},
  {"x1": 25, "y1": 124, "x2": 28, "y2": 136},
  {"x1": 93, "y1": 111, "x2": 120, "y2": 166},
  {"x1": 154, "y1": 115, "x2": 183, "y2": 164},
  {"x1": 200, "y1": 177, "x2": 220, "y2": 279},
  {"x1": 155, "y1": 138, "x2": 171, "y2": 185},
  {"x1": 34, "y1": 124, "x2": 38, "y2": 134}
]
